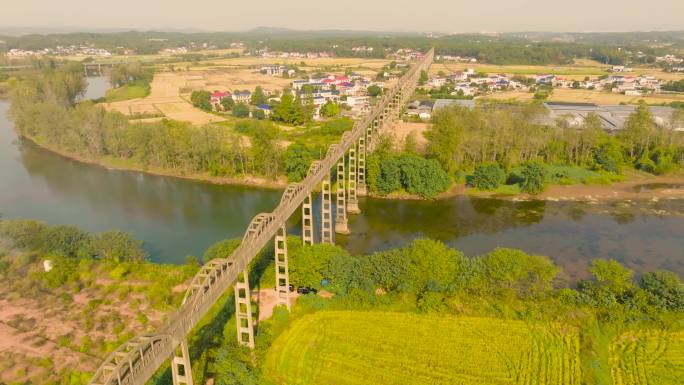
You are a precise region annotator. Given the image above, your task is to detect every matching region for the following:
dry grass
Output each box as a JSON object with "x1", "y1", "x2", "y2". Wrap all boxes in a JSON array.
[
  {"x1": 103, "y1": 55, "x2": 392, "y2": 125},
  {"x1": 103, "y1": 72, "x2": 225, "y2": 125}
]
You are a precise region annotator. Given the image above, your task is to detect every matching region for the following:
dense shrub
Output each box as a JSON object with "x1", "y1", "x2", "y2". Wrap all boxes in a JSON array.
[
  {"x1": 471, "y1": 164, "x2": 506, "y2": 190},
  {"x1": 371, "y1": 154, "x2": 451, "y2": 198},
  {"x1": 283, "y1": 143, "x2": 314, "y2": 182},
  {"x1": 519, "y1": 161, "x2": 547, "y2": 194}
]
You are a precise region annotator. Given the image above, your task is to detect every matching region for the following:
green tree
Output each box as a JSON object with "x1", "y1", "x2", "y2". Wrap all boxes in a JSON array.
[
  {"x1": 639, "y1": 271, "x2": 684, "y2": 311},
  {"x1": 232, "y1": 103, "x2": 250, "y2": 118},
  {"x1": 519, "y1": 161, "x2": 547, "y2": 194},
  {"x1": 471, "y1": 164, "x2": 506, "y2": 190},
  {"x1": 273, "y1": 93, "x2": 293, "y2": 123},
  {"x1": 90, "y1": 231, "x2": 146, "y2": 262},
  {"x1": 470, "y1": 248, "x2": 559, "y2": 298},
  {"x1": 303, "y1": 89, "x2": 315, "y2": 123},
  {"x1": 291, "y1": 93, "x2": 306, "y2": 126},
  {"x1": 250, "y1": 86, "x2": 267, "y2": 106},
  {"x1": 589, "y1": 259, "x2": 634, "y2": 295},
  {"x1": 619, "y1": 102, "x2": 657, "y2": 159},
  {"x1": 320, "y1": 101, "x2": 340, "y2": 118},
  {"x1": 283, "y1": 143, "x2": 314, "y2": 181},
  {"x1": 367, "y1": 84, "x2": 383, "y2": 97},
  {"x1": 220, "y1": 96, "x2": 235, "y2": 111},
  {"x1": 190, "y1": 90, "x2": 212, "y2": 111},
  {"x1": 418, "y1": 70, "x2": 428, "y2": 86}
]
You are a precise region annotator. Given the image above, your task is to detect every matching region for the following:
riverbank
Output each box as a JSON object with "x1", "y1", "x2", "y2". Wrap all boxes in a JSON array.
[
  {"x1": 21, "y1": 133, "x2": 290, "y2": 190},
  {"x1": 18, "y1": 132, "x2": 684, "y2": 203},
  {"x1": 371, "y1": 172, "x2": 684, "y2": 202}
]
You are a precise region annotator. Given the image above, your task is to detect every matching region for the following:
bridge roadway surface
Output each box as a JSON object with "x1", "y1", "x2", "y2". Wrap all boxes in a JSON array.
[{"x1": 88, "y1": 48, "x2": 434, "y2": 385}]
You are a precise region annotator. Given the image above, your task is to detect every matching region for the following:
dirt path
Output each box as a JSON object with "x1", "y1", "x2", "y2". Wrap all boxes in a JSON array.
[{"x1": 252, "y1": 289, "x2": 300, "y2": 322}]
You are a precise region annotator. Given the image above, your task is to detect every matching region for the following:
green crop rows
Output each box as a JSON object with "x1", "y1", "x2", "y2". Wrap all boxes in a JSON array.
[
  {"x1": 609, "y1": 331, "x2": 684, "y2": 385},
  {"x1": 263, "y1": 311, "x2": 581, "y2": 385}
]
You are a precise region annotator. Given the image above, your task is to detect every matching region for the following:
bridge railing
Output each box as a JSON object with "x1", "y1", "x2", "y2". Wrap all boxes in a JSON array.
[{"x1": 88, "y1": 48, "x2": 433, "y2": 385}]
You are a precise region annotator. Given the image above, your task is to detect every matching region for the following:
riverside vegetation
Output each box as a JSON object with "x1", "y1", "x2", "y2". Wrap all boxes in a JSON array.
[
  {"x1": 7, "y1": 61, "x2": 684, "y2": 200},
  {"x1": 0, "y1": 220, "x2": 198, "y2": 385},
  {"x1": 8, "y1": 63, "x2": 354, "y2": 185},
  {"x1": 0, "y1": 219, "x2": 681, "y2": 385}
]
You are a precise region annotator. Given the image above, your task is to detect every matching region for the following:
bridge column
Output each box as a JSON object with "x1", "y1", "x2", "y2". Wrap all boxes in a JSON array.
[
  {"x1": 366, "y1": 123, "x2": 374, "y2": 152},
  {"x1": 171, "y1": 339, "x2": 194, "y2": 385},
  {"x1": 320, "y1": 174, "x2": 334, "y2": 244},
  {"x1": 335, "y1": 158, "x2": 349, "y2": 234},
  {"x1": 234, "y1": 269, "x2": 254, "y2": 349},
  {"x1": 302, "y1": 193, "x2": 314, "y2": 245},
  {"x1": 357, "y1": 136, "x2": 367, "y2": 196},
  {"x1": 347, "y1": 147, "x2": 360, "y2": 214},
  {"x1": 274, "y1": 225, "x2": 291, "y2": 310}
]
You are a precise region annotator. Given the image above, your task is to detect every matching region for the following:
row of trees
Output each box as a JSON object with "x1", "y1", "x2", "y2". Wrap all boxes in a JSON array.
[
  {"x1": 426, "y1": 102, "x2": 684, "y2": 180},
  {"x1": 9, "y1": 65, "x2": 294, "y2": 179},
  {"x1": 0, "y1": 219, "x2": 146, "y2": 265},
  {"x1": 109, "y1": 62, "x2": 152, "y2": 87}
]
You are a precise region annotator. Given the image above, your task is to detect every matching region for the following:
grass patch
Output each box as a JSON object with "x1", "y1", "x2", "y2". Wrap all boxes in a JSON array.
[
  {"x1": 263, "y1": 311, "x2": 581, "y2": 385},
  {"x1": 105, "y1": 81, "x2": 150, "y2": 102},
  {"x1": 609, "y1": 330, "x2": 684, "y2": 385}
]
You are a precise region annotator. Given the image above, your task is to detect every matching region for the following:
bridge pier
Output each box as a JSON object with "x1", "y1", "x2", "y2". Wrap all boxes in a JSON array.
[
  {"x1": 234, "y1": 270, "x2": 254, "y2": 348},
  {"x1": 171, "y1": 339, "x2": 193, "y2": 385},
  {"x1": 321, "y1": 174, "x2": 334, "y2": 243},
  {"x1": 357, "y1": 136, "x2": 367, "y2": 196},
  {"x1": 335, "y1": 158, "x2": 349, "y2": 234},
  {"x1": 347, "y1": 147, "x2": 360, "y2": 214},
  {"x1": 275, "y1": 225, "x2": 290, "y2": 310},
  {"x1": 302, "y1": 193, "x2": 314, "y2": 245}
]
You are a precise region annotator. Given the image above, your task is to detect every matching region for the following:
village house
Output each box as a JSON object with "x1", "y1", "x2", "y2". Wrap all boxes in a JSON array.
[
  {"x1": 345, "y1": 96, "x2": 370, "y2": 108},
  {"x1": 210, "y1": 91, "x2": 231, "y2": 108},
  {"x1": 610, "y1": 65, "x2": 633, "y2": 72},
  {"x1": 449, "y1": 71, "x2": 468, "y2": 81},
  {"x1": 261, "y1": 65, "x2": 285, "y2": 76},
  {"x1": 452, "y1": 83, "x2": 474, "y2": 96},
  {"x1": 256, "y1": 104, "x2": 272, "y2": 117},
  {"x1": 428, "y1": 77, "x2": 448, "y2": 88},
  {"x1": 233, "y1": 91, "x2": 251, "y2": 103}
]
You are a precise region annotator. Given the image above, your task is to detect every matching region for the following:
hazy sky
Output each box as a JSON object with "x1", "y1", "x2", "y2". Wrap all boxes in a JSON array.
[{"x1": 2, "y1": 0, "x2": 683, "y2": 33}]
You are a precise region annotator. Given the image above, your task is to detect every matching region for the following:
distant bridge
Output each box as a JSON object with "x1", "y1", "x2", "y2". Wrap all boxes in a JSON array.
[{"x1": 88, "y1": 48, "x2": 434, "y2": 385}]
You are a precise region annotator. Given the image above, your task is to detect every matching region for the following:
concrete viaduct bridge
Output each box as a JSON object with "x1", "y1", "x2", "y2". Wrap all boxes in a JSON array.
[{"x1": 88, "y1": 48, "x2": 434, "y2": 385}]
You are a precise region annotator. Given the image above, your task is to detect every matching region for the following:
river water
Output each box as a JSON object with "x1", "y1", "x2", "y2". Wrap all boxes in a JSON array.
[{"x1": 1, "y1": 78, "x2": 682, "y2": 280}]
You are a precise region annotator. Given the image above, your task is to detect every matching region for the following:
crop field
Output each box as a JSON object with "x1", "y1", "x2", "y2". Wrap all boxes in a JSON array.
[
  {"x1": 263, "y1": 311, "x2": 581, "y2": 385},
  {"x1": 609, "y1": 330, "x2": 684, "y2": 385}
]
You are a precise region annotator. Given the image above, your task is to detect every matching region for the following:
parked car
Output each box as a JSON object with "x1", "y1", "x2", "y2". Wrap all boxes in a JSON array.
[{"x1": 296, "y1": 286, "x2": 318, "y2": 295}]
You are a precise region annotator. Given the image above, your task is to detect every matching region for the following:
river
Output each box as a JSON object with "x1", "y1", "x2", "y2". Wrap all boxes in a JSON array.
[{"x1": 1, "y1": 78, "x2": 682, "y2": 280}]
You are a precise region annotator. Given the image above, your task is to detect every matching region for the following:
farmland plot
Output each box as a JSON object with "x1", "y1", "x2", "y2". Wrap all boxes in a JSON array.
[
  {"x1": 610, "y1": 331, "x2": 684, "y2": 385},
  {"x1": 263, "y1": 311, "x2": 581, "y2": 385}
]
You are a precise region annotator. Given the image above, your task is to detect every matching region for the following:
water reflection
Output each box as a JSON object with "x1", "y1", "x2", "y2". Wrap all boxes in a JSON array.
[{"x1": 1, "y1": 93, "x2": 683, "y2": 279}]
